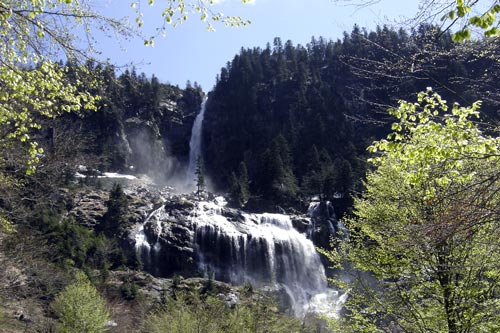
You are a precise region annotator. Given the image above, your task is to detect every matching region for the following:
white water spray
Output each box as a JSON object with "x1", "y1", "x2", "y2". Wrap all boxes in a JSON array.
[
  {"x1": 133, "y1": 204, "x2": 166, "y2": 275},
  {"x1": 186, "y1": 99, "x2": 207, "y2": 188},
  {"x1": 193, "y1": 200, "x2": 345, "y2": 317},
  {"x1": 133, "y1": 197, "x2": 346, "y2": 318}
]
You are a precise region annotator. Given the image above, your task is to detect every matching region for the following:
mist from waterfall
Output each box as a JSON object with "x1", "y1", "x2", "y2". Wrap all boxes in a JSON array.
[{"x1": 185, "y1": 99, "x2": 207, "y2": 189}]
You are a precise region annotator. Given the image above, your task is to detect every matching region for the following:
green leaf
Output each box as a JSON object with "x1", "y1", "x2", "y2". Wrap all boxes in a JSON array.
[{"x1": 485, "y1": 27, "x2": 499, "y2": 37}]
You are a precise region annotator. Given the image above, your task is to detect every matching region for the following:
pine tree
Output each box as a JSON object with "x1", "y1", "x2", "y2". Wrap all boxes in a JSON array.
[
  {"x1": 229, "y1": 172, "x2": 243, "y2": 206},
  {"x1": 100, "y1": 183, "x2": 128, "y2": 237},
  {"x1": 229, "y1": 161, "x2": 250, "y2": 207},
  {"x1": 237, "y1": 161, "x2": 250, "y2": 203},
  {"x1": 301, "y1": 145, "x2": 323, "y2": 199},
  {"x1": 195, "y1": 156, "x2": 205, "y2": 199}
]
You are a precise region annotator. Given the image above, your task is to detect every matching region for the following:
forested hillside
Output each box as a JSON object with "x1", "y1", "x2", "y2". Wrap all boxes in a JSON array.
[
  {"x1": 51, "y1": 64, "x2": 203, "y2": 177},
  {"x1": 202, "y1": 24, "x2": 500, "y2": 215},
  {"x1": 20, "y1": 24, "x2": 500, "y2": 219}
]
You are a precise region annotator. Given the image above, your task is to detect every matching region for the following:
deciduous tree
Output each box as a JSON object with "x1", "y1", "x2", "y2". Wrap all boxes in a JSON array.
[
  {"x1": 326, "y1": 89, "x2": 500, "y2": 332},
  {"x1": 51, "y1": 272, "x2": 110, "y2": 333},
  {"x1": 132, "y1": 0, "x2": 252, "y2": 44},
  {"x1": 332, "y1": 0, "x2": 500, "y2": 41},
  {"x1": 0, "y1": 1, "x2": 134, "y2": 232}
]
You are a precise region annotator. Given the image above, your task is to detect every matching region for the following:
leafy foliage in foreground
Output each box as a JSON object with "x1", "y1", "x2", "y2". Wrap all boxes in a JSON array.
[
  {"x1": 326, "y1": 90, "x2": 500, "y2": 332},
  {"x1": 131, "y1": 0, "x2": 252, "y2": 41},
  {"x1": 51, "y1": 272, "x2": 110, "y2": 333},
  {"x1": 143, "y1": 291, "x2": 307, "y2": 333},
  {"x1": 446, "y1": 0, "x2": 500, "y2": 41}
]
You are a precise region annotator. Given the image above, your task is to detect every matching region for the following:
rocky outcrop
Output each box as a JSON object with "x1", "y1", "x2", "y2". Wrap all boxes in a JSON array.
[
  {"x1": 65, "y1": 183, "x2": 339, "y2": 285},
  {"x1": 68, "y1": 189, "x2": 109, "y2": 228},
  {"x1": 108, "y1": 271, "x2": 242, "y2": 306},
  {"x1": 61, "y1": 184, "x2": 343, "y2": 317},
  {"x1": 142, "y1": 209, "x2": 197, "y2": 278},
  {"x1": 133, "y1": 193, "x2": 202, "y2": 278},
  {"x1": 291, "y1": 216, "x2": 311, "y2": 233}
]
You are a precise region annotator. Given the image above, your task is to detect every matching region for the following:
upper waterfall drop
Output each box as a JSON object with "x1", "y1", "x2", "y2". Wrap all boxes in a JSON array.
[{"x1": 186, "y1": 99, "x2": 207, "y2": 188}]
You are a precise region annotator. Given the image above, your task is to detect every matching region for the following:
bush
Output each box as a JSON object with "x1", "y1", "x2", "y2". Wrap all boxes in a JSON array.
[
  {"x1": 120, "y1": 280, "x2": 139, "y2": 301},
  {"x1": 51, "y1": 272, "x2": 110, "y2": 333},
  {"x1": 142, "y1": 291, "x2": 306, "y2": 333},
  {"x1": 31, "y1": 209, "x2": 125, "y2": 271}
]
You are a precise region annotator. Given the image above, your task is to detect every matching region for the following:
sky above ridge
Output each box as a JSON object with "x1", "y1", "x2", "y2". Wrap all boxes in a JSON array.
[{"x1": 93, "y1": 0, "x2": 420, "y2": 92}]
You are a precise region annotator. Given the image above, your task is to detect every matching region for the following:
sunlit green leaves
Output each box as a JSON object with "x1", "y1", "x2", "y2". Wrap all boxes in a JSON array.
[
  {"x1": 445, "y1": 1, "x2": 500, "y2": 42},
  {"x1": 0, "y1": 1, "x2": 104, "y2": 174},
  {"x1": 51, "y1": 272, "x2": 110, "y2": 333},
  {"x1": 368, "y1": 88, "x2": 497, "y2": 198},
  {"x1": 329, "y1": 89, "x2": 500, "y2": 332},
  {"x1": 0, "y1": 59, "x2": 99, "y2": 173},
  {"x1": 132, "y1": 0, "x2": 251, "y2": 40}
]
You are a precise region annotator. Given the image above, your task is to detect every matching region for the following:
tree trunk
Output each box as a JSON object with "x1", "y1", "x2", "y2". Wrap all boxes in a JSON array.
[{"x1": 437, "y1": 245, "x2": 459, "y2": 333}]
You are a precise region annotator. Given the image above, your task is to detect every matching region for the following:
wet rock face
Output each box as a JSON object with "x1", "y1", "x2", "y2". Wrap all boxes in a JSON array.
[
  {"x1": 63, "y1": 185, "x2": 344, "y2": 318},
  {"x1": 291, "y1": 216, "x2": 311, "y2": 233},
  {"x1": 134, "y1": 194, "x2": 200, "y2": 278},
  {"x1": 149, "y1": 216, "x2": 198, "y2": 277},
  {"x1": 66, "y1": 185, "x2": 340, "y2": 286}
]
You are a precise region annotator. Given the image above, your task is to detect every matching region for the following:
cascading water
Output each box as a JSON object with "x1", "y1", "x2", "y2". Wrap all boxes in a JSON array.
[
  {"x1": 193, "y1": 199, "x2": 344, "y2": 317},
  {"x1": 134, "y1": 204, "x2": 165, "y2": 276},
  {"x1": 135, "y1": 98, "x2": 346, "y2": 316},
  {"x1": 307, "y1": 201, "x2": 339, "y2": 237},
  {"x1": 185, "y1": 99, "x2": 207, "y2": 188},
  {"x1": 133, "y1": 196, "x2": 345, "y2": 317}
]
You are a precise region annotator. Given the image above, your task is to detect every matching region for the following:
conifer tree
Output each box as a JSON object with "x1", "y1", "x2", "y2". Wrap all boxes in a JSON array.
[
  {"x1": 238, "y1": 161, "x2": 250, "y2": 202},
  {"x1": 301, "y1": 145, "x2": 324, "y2": 199},
  {"x1": 100, "y1": 183, "x2": 128, "y2": 237},
  {"x1": 195, "y1": 156, "x2": 205, "y2": 199},
  {"x1": 229, "y1": 172, "x2": 244, "y2": 207},
  {"x1": 229, "y1": 161, "x2": 250, "y2": 207}
]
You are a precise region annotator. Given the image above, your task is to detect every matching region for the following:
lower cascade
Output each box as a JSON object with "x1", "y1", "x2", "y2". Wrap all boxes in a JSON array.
[{"x1": 133, "y1": 195, "x2": 345, "y2": 317}]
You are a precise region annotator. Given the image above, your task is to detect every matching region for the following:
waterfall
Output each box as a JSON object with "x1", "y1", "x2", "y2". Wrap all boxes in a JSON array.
[
  {"x1": 192, "y1": 200, "x2": 344, "y2": 317},
  {"x1": 307, "y1": 200, "x2": 339, "y2": 236},
  {"x1": 134, "y1": 205, "x2": 165, "y2": 276},
  {"x1": 186, "y1": 99, "x2": 207, "y2": 188},
  {"x1": 133, "y1": 196, "x2": 345, "y2": 318}
]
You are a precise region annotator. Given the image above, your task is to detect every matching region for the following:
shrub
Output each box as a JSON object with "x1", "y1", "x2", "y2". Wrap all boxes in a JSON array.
[{"x1": 51, "y1": 272, "x2": 110, "y2": 333}]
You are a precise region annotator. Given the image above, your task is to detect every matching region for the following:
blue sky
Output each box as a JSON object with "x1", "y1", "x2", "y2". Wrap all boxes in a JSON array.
[{"x1": 94, "y1": 0, "x2": 419, "y2": 92}]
